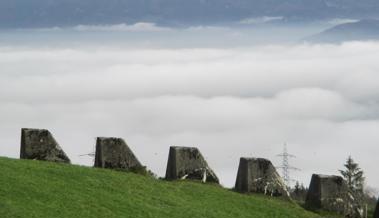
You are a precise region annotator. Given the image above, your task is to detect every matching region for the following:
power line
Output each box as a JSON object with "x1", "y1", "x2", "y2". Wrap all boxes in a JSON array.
[{"x1": 78, "y1": 144, "x2": 96, "y2": 164}]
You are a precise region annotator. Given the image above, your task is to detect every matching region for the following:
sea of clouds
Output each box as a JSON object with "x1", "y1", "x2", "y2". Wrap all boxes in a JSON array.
[{"x1": 1, "y1": 37, "x2": 379, "y2": 191}]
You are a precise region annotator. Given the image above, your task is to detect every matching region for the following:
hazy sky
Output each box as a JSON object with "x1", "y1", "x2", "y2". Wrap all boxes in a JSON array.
[{"x1": 0, "y1": 27, "x2": 378, "y2": 193}]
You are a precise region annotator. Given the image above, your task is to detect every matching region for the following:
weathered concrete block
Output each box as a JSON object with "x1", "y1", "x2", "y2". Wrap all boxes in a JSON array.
[
  {"x1": 235, "y1": 157, "x2": 289, "y2": 198},
  {"x1": 165, "y1": 146, "x2": 219, "y2": 183},
  {"x1": 305, "y1": 174, "x2": 346, "y2": 213},
  {"x1": 374, "y1": 200, "x2": 379, "y2": 218},
  {"x1": 94, "y1": 137, "x2": 143, "y2": 170},
  {"x1": 20, "y1": 128, "x2": 70, "y2": 163}
]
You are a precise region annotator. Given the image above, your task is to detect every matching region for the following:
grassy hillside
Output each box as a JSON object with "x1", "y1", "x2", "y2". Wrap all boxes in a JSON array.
[{"x1": 0, "y1": 157, "x2": 320, "y2": 218}]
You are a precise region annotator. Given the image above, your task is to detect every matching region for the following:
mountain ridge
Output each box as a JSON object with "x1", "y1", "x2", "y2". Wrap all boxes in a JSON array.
[
  {"x1": 306, "y1": 19, "x2": 379, "y2": 42},
  {"x1": 1, "y1": 0, "x2": 379, "y2": 28}
]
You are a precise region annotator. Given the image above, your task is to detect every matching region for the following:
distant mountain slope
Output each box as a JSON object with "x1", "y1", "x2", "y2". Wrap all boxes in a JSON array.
[
  {"x1": 1, "y1": 0, "x2": 379, "y2": 28},
  {"x1": 306, "y1": 19, "x2": 379, "y2": 42},
  {"x1": 0, "y1": 157, "x2": 320, "y2": 218}
]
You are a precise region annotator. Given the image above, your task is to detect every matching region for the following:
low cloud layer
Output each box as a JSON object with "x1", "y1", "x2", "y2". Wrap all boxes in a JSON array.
[{"x1": 1, "y1": 41, "x2": 379, "y2": 191}]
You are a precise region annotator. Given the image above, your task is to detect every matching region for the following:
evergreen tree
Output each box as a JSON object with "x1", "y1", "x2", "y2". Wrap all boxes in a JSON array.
[
  {"x1": 339, "y1": 156, "x2": 365, "y2": 218},
  {"x1": 339, "y1": 156, "x2": 365, "y2": 194},
  {"x1": 294, "y1": 181, "x2": 301, "y2": 195},
  {"x1": 291, "y1": 181, "x2": 307, "y2": 202}
]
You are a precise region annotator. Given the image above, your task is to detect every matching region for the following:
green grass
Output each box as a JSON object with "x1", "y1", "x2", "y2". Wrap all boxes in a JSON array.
[
  {"x1": 305, "y1": 210, "x2": 344, "y2": 218},
  {"x1": 0, "y1": 157, "x2": 321, "y2": 218}
]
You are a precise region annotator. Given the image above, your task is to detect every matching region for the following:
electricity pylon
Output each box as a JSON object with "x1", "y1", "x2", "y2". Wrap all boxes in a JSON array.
[{"x1": 276, "y1": 143, "x2": 300, "y2": 187}]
